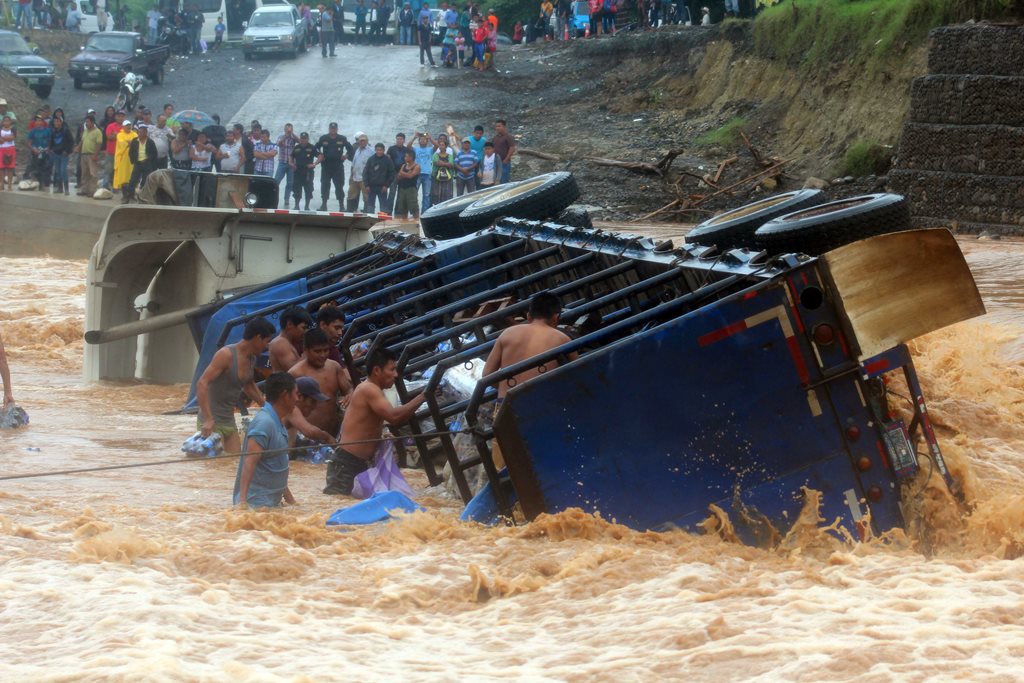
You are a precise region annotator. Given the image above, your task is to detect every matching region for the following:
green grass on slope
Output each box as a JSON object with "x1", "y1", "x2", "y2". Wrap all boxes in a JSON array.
[{"x1": 753, "y1": 0, "x2": 1016, "y2": 72}]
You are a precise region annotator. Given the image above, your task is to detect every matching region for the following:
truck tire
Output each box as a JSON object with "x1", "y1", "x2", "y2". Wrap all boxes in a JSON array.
[
  {"x1": 150, "y1": 66, "x2": 164, "y2": 85},
  {"x1": 73, "y1": 77, "x2": 83, "y2": 90},
  {"x1": 686, "y1": 189, "x2": 824, "y2": 250},
  {"x1": 33, "y1": 85, "x2": 52, "y2": 99},
  {"x1": 420, "y1": 184, "x2": 507, "y2": 240},
  {"x1": 458, "y1": 172, "x2": 580, "y2": 232},
  {"x1": 754, "y1": 194, "x2": 912, "y2": 256}
]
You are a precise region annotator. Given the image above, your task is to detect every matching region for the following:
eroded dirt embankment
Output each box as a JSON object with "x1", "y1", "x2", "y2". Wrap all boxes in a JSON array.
[{"x1": 433, "y1": 25, "x2": 925, "y2": 222}]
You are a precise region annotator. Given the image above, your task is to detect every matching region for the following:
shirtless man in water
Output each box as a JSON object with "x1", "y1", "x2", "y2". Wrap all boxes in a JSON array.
[
  {"x1": 268, "y1": 306, "x2": 311, "y2": 373},
  {"x1": 289, "y1": 327, "x2": 352, "y2": 438},
  {"x1": 482, "y1": 292, "x2": 577, "y2": 468},
  {"x1": 483, "y1": 292, "x2": 577, "y2": 399},
  {"x1": 324, "y1": 347, "x2": 427, "y2": 495}
]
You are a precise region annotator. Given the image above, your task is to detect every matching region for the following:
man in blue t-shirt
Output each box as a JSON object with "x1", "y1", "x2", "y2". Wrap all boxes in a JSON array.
[
  {"x1": 233, "y1": 373, "x2": 299, "y2": 508},
  {"x1": 413, "y1": 132, "x2": 435, "y2": 213},
  {"x1": 467, "y1": 124, "x2": 486, "y2": 162}
]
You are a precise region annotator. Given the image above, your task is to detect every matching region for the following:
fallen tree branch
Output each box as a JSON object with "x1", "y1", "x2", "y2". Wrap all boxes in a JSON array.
[
  {"x1": 713, "y1": 156, "x2": 738, "y2": 184},
  {"x1": 687, "y1": 159, "x2": 790, "y2": 208},
  {"x1": 640, "y1": 198, "x2": 681, "y2": 221},
  {"x1": 518, "y1": 147, "x2": 563, "y2": 162}
]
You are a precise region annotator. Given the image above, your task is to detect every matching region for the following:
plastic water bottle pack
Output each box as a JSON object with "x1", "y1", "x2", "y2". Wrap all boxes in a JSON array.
[{"x1": 181, "y1": 432, "x2": 224, "y2": 458}]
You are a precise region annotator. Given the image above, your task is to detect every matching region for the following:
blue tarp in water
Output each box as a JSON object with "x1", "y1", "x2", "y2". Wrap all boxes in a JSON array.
[
  {"x1": 326, "y1": 491, "x2": 425, "y2": 526},
  {"x1": 183, "y1": 279, "x2": 309, "y2": 411}
]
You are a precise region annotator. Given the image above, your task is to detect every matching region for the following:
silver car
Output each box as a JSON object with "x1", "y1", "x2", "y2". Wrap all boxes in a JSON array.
[{"x1": 243, "y1": 5, "x2": 308, "y2": 59}]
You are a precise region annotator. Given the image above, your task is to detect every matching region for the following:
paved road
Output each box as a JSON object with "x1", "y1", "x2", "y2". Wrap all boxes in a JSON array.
[{"x1": 230, "y1": 43, "x2": 436, "y2": 205}]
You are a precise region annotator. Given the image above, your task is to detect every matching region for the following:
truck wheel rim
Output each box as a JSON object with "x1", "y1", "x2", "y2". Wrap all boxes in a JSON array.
[
  {"x1": 782, "y1": 196, "x2": 875, "y2": 222},
  {"x1": 467, "y1": 175, "x2": 555, "y2": 208},
  {"x1": 705, "y1": 193, "x2": 794, "y2": 224}
]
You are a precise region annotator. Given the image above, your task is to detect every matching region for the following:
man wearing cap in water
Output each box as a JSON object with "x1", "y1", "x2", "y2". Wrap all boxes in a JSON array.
[
  {"x1": 234, "y1": 372, "x2": 298, "y2": 508},
  {"x1": 295, "y1": 375, "x2": 330, "y2": 420}
]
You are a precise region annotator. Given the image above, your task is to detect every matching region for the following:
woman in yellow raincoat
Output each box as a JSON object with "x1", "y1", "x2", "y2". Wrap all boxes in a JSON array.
[{"x1": 113, "y1": 121, "x2": 137, "y2": 191}]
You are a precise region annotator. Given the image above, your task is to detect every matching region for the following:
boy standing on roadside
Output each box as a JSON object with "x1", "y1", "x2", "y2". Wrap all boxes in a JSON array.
[
  {"x1": 454, "y1": 138, "x2": 478, "y2": 195},
  {"x1": 477, "y1": 141, "x2": 498, "y2": 190}
]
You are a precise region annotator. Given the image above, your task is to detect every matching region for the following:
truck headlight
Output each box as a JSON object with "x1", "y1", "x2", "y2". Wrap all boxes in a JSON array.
[
  {"x1": 45, "y1": 67, "x2": 55, "y2": 74},
  {"x1": 243, "y1": 35, "x2": 254, "y2": 43},
  {"x1": 281, "y1": 35, "x2": 293, "y2": 42}
]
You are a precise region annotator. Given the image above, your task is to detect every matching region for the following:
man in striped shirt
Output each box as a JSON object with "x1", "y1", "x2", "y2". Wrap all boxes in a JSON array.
[{"x1": 454, "y1": 138, "x2": 478, "y2": 195}]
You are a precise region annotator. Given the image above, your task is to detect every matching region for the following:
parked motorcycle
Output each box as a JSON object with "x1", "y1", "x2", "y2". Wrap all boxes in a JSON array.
[{"x1": 113, "y1": 71, "x2": 144, "y2": 113}]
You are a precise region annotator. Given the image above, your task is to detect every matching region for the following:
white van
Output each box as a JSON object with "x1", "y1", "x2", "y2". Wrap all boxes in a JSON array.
[{"x1": 76, "y1": 0, "x2": 112, "y2": 34}]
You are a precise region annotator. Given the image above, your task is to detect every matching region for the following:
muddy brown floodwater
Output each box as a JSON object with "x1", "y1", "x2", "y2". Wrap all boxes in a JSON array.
[{"x1": 1, "y1": 239, "x2": 1024, "y2": 682}]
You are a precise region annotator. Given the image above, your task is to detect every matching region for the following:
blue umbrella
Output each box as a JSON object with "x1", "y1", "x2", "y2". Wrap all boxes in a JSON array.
[{"x1": 169, "y1": 110, "x2": 215, "y2": 129}]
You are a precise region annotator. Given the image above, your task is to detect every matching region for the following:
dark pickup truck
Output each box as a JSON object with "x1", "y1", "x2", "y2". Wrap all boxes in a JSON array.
[{"x1": 68, "y1": 31, "x2": 170, "y2": 90}]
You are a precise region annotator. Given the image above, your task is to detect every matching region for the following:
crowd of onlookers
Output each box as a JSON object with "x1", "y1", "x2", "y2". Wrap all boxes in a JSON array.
[{"x1": 0, "y1": 97, "x2": 518, "y2": 219}]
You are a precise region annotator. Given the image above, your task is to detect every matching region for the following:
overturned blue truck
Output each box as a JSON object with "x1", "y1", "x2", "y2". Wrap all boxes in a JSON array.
[{"x1": 161, "y1": 177, "x2": 983, "y2": 543}]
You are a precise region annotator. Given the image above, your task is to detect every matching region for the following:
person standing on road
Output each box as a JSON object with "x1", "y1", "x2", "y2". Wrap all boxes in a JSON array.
[
  {"x1": 49, "y1": 116, "x2": 74, "y2": 195},
  {"x1": 413, "y1": 132, "x2": 435, "y2": 213},
  {"x1": 393, "y1": 150, "x2": 420, "y2": 219},
  {"x1": 102, "y1": 110, "x2": 124, "y2": 190},
  {"x1": 431, "y1": 136, "x2": 454, "y2": 205},
  {"x1": 354, "y1": 0, "x2": 368, "y2": 41},
  {"x1": 253, "y1": 129, "x2": 278, "y2": 177},
  {"x1": 385, "y1": 132, "x2": 410, "y2": 212},
  {"x1": 74, "y1": 115, "x2": 103, "y2": 196},
  {"x1": 202, "y1": 114, "x2": 227, "y2": 171},
  {"x1": 364, "y1": 142, "x2": 396, "y2": 213},
  {"x1": 147, "y1": 5, "x2": 162, "y2": 44},
  {"x1": 216, "y1": 127, "x2": 245, "y2": 173},
  {"x1": 477, "y1": 140, "x2": 497, "y2": 190},
  {"x1": 491, "y1": 119, "x2": 516, "y2": 184},
  {"x1": 454, "y1": 138, "x2": 478, "y2": 195},
  {"x1": 275, "y1": 123, "x2": 300, "y2": 206},
  {"x1": 188, "y1": 4, "x2": 205, "y2": 53},
  {"x1": 315, "y1": 122, "x2": 353, "y2": 211},
  {"x1": 170, "y1": 128, "x2": 192, "y2": 170},
  {"x1": 418, "y1": 14, "x2": 436, "y2": 66},
  {"x1": 398, "y1": 2, "x2": 414, "y2": 45},
  {"x1": 125, "y1": 124, "x2": 158, "y2": 203},
  {"x1": 232, "y1": 123, "x2": 255, "y2": 174},
  {"x1": 320, "y1": 6, "x2": 337, "y2": 57},
  {"x1": 290, "y1": 131, "x2": 317, "y2": 210},
  {"x1": 347, "y1": 133, "x2": 373, "y2": 212},
  {"x1": 95, "y1": 0, "x2": 108, "y2": 30},
  {"x1": 15, "y1": 0, "x2": 33, "y2": 29},
  {"x1": 189, "y1": 130, "x2": 215, "y2": 172},
  {"x1": 0, "y1": 117, "x2": 15, "y2": 192},
  {"x1": 113, "y1": 120, "x2": 137, "y2": 196},
  {"x1": 150, "y1": 114, "x2": 173, "y2": 169}
]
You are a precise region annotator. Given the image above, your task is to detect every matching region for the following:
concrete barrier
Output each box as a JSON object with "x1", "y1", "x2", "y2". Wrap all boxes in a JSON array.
[{"x1": 0, "y1": 191, "x2": 113, "y2": 259}]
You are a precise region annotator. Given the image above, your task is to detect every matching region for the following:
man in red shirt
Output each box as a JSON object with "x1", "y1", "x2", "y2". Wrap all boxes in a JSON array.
[{"x1": 102, "y1": 110, "x2": 125, "y2": 190}]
